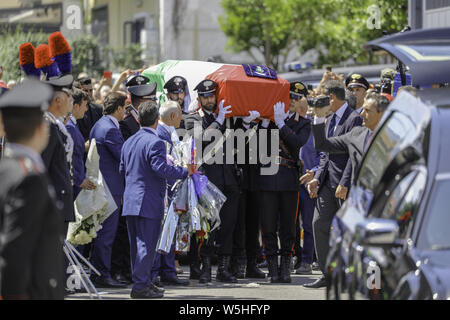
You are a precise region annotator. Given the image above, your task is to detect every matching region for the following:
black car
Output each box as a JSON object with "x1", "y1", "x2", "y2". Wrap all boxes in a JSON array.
[
  {"x1": 325, "y1": 26, "x2": 450, "y2": 301},
  {"x1": 327, "y1": 87, "x2": 450, "y2": 299}
]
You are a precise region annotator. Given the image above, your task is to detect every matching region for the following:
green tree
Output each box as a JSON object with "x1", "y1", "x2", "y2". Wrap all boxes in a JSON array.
[
  {"x1": 219, "y1": 0, "x2": 408, "y2": 69},
  {"x1": 219, "y1": 0, "x2": 296, "y2": 70}
]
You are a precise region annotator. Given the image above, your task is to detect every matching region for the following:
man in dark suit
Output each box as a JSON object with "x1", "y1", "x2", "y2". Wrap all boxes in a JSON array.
[
  {"x1": 184, "y1": 80, "x2": 247, "y2": 284},
  {"x1": 151, "y1": 100, "x2": 189, "y2": 287},
  {"x1": 76, "y1": 77, "x2": 103, "y2": 141},
  {"x1": 65, "y1": 88, "x2": 96, "y2": 198},
  {"x1": 119, "y1": 75, "x2": 157, "y2": 141},
  {"x1": 0, "y1": 79, "x2": 65, "y2": 300},
  {"x1": 303, "y1": 80, "x2": 363, "y2": 288},
  {"x1": 311, "y1": 92, "x2": 390, "y2": 184},
  {"x1": 120, "y1": 101, "x2": 192, "y2": 299},
  {"x1": 89, "y1": 92, "x2": 127, "y2": 288},
  {"x1": 41, "y1": 74, "x2": 76, "y2": 236},
  {"x1": 258, "y1": 92, "x2": 311, "y2": 283}
]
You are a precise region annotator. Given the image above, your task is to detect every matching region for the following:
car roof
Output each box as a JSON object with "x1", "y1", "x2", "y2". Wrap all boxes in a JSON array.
[
  {"x1": 364, "y1": 28, "x2": 450, "y2": 87},
  {"x1": 416, "y1": 87, "x2": 450, "y2": 109}
]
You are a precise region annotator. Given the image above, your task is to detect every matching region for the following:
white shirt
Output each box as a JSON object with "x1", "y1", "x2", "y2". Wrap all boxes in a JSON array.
[
  {"x1": 107, "y1": 115, "x2": 120, "y2": 130},
  {"x1": 313, "y1": 102, "x2": 349, "y2": 136}
]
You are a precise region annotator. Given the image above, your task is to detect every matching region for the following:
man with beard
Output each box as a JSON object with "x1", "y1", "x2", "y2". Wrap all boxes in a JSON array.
[
  {"x1": 164, "y1": 76, "x2": 191, "y2": 129},
  {"x1": 184, "y1": 80, "x2": 258, "y2": 284}
]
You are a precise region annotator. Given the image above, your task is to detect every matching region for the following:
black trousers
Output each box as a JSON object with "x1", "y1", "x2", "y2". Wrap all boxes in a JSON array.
[
  {"x1": 232, "y1": 190, "x2": 261, "y2": 262},
  {"x1": 111, "y1": 212, "x2": 131, "y2": 277},
  {"x1": 260, "y1": 190, "x2": 299, "y2": 257},
  {"x1": 200, "y1": 184, "x2": 240, "y2": 258},
  {"x1": 313, "y1": 181, "x2": 341, "y2": 274}
]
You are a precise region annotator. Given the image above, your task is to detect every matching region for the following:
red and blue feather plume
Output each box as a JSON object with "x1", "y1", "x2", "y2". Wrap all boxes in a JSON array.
[
  {"x1": 19, "y1": 43, "x2": 41, "y2": 78},
  {"x1": 49, "y1": 32, "x2": 72, "y2": 75},
  {"x1": 34, "y1": 44, "x2": 60, "y2": 79}
]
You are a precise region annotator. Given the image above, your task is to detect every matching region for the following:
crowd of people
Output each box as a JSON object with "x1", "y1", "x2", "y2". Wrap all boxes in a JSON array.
[{"x1": 0, "y1": 32, "x2": 401, "y2": 300}]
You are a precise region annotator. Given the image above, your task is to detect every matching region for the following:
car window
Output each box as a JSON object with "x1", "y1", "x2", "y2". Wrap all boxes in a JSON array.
[
  {"x1": 418, "y1": 178, "x2": 450, "y2": 250},
  {"x1": 358, "y1": 112, "x2": 415, "y2": 192},
  {"x1": 381, "y1": 170, "x2": 427, "y2": 238},
  {"x1": 379, "y1": 171, "x2": 417, "y2": 220}
]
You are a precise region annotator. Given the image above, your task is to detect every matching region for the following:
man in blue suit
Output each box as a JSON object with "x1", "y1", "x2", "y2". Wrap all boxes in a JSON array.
[
  {"x1": 89, "y1": 91, "x2": 127, "y2": 288},
  {"x1": 303, "y1": 80, "x2": 362, "y2": 288},
  {"x1": 120, "y1": 101, "x2": 193, "y2": 299},
  {"x1": 151, "y1": 100, "x2": 190, "y2": 287},
  {"x1": 66, "y1": 88, "x2": 96, "y2": 198}
]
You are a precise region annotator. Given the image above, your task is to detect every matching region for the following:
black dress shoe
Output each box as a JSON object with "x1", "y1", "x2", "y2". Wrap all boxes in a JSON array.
[
  {"x1": 152, "y1": 278, "x2": 164, "y2": 288},
  {"x1": 303, "y1": 276, "x2": 327, "y2": 288},
  {"x1": 113, "y1": 273, "x2": 132, "y2": 285},
  {"x1": 149, "y1": 282, "x2": 165, "y2": 294},
  {"x1": 91, "y1": 276, "x2": 127, "y2": 288},
  {"x1": 161, "y1": 276, "x2": 190, "y2": 286},
  {"x1": 130, "y1": 287, "x2": 163, "y2": 299}
]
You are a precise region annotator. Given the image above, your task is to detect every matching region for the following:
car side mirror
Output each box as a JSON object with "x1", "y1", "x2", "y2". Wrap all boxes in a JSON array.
[{"x1": 355, "y1": 218, "x2": 400, "y2": 247}]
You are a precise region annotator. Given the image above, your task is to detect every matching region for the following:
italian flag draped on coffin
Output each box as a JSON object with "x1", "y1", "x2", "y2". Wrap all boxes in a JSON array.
[{"x1": 141, "y1": 60, "x2": 290, "y2": 118}]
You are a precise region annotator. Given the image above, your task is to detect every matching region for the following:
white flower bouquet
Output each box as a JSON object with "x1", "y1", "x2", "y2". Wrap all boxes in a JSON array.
[
  {"x1": 156, "y1": 137, "x2": 226, "y2": 254},
  {"x1": 67, "y1": 139, "x2": 118, "y2": 245}
]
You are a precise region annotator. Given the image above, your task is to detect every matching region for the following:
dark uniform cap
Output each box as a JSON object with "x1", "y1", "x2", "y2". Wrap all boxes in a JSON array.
[
  {"x1": 290, "y1": 81, "x2": 308, "y2": 98},
  {"x1": 194, "y1": 79, "x2": 218, "y2": 97},
  {"x1": 0, "y1": 78, "x2": 53, "y2": 111},
  {"x1": 345, "y1": 74, "x2": 370, "y2": 90},
  {"x1": 126, "y1": 74, "x2": 150, "y2": 87},
  {"x1": 128, "y1": 82, "x2": 157, "y2": 99},
  {"x1": 42, "y1": 74, "x2": 74, "y2": 94},
  {"x1": 164, "y1": 76, "x2": 187, "y2": 94}
]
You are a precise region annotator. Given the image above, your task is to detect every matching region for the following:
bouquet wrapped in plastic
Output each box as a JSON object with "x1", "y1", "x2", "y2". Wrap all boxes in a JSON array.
[
  {"x1": 156, "y1": 137, "x2": 227, "y2": 254},
  {"x1": 66, "y1": 139, "x2": 117, "y2": 245}
]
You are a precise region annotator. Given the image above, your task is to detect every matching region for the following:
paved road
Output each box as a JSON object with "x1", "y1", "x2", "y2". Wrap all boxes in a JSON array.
[{"x1": 66, "y1": 266, "x2": 326, "y2": 300}]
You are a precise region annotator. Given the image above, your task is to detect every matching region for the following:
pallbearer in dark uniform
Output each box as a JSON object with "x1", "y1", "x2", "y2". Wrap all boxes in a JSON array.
[
  {"x1": 0, "y1": 79, "x2": 65, "y2": 300},
  {"x1": 231, "y1": 111, "x2": 266, "y2": 279},
  {"x1": 184, "y1": 80, "x2": 250, "y2": 284},
  {"x1": 164, "y1": 76, "x2": 192, "y2": 128},
  {"x1": 119, "y1": 74, "x2": 157, "y2": 141},
  {"x1": 258, "y1": 96, "x2": 311, "y2": 283}
]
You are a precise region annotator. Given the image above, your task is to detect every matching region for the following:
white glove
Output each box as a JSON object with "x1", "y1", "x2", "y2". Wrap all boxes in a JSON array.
[
  {"x1": 216, "y1": 99, "x2": 232, "y2": 125},
  {"x1": 273, "y1": 102, "x2": 289, "y2": 128},
  {"x1": 243, "y1": 110, "x2": 261, "y2": 124},
  {"x1": 260, "y1": 118, "x2": 270, "y2": 128}
]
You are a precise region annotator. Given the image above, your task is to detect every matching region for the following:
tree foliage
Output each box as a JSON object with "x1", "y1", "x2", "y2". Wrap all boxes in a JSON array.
[{"x1": 219, "y1": 0, "x2": 408, "y2": 69}]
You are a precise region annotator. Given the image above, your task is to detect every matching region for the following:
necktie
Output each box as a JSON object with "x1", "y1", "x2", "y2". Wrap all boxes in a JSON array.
[
  {"x1": 327, "y1": 114, "x2": 337, "y2": 138},
  {"x1": 363, "y1": 131, "x2": 373, "y2": 152}
]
